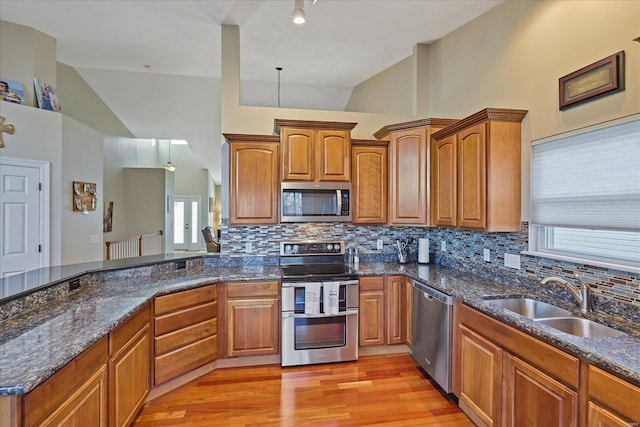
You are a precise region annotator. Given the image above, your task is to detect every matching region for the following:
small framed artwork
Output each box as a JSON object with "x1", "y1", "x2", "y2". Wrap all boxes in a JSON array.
[
  {"x1": 0, "y1": 78, "x2": 25, "y2": 104},
  {"x1": 104, "y1": 201, "x2": 113, "y2": 232},
  {"x1": 559, "y1": 51, "x2": 625, "y2": 110},
  {"x1": 34, "y1": 78, "x2": 62, "y2": 112}
]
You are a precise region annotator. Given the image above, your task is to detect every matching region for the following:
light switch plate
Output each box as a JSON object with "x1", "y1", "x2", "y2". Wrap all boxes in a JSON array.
[
  {"x1": 441, "y1": 241, "x2": 447, "y2": 252},
  {"x1": 377, "y1": 239, "x2": 384, "y2": 250},
  {"x1": 245, "y1": 242, "x2": 252, "y2": 253},
  {"x1": 504, "y1": 253, "x2": 521, "y2": 269},
  {"x1": 483, "y1": 248, "x2": 491, "y2": 262}
]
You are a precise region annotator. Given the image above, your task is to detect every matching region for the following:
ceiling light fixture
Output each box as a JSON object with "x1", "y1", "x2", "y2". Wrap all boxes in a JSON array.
[
  {"x1": 164, "y1": 141, "x2": 176, "y2": 172},
  {"x1": 292, "y1": 0, "x2": 305, "y2": 24}
]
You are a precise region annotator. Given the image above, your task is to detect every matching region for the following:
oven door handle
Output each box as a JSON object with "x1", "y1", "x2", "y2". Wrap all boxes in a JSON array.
[{"x1": 282, "y1": 309, "x2": 358, "y2": 319}]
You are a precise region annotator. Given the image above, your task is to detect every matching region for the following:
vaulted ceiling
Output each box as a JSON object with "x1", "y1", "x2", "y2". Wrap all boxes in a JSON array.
[{"x1": 1, "y1": 0, "x2": 503, "y2": 183}]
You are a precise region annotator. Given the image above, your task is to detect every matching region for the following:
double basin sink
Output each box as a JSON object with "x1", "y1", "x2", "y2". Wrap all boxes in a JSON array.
[{"x1": 486, "y1": 297, "x2": 627, "y2": 338}]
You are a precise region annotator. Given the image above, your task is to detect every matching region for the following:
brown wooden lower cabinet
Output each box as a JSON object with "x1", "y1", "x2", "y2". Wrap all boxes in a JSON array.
[
  {"x1": 457, "y1": 324, "x2": 502, "y2": 427},
  {"x1": 359, "y1": 276, "x2": 385, "y2": 346},
  {"x1": 503, "y1": 353, "x2": 578, "y2": 427},
  {"x1": 588, "y1": 365, "x2": 640, "y2": 426},
  {"x1": 153, "y1": 284, "x2": 218, "y2": 385},
  {"x1": 22, "y1": 337, "x2": 109, "y2": 427},
  {"x1": 359, "y1": 276, "x2": 410, "y2": 347},
  {"x1": 454, "y1": 302, "x2": 580, "y2": 427},
  {"x1": 108, "y1": 303, "x2": 152, "y2": 427},
  {"x1": 223, "y1": 281, "x2": 280, "y2": 358}
]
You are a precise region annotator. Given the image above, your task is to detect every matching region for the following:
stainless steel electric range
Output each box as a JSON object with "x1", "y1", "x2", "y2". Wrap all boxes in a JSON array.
[{"x1": 280, "y1": 240, "x2": 359, "y2": 367}]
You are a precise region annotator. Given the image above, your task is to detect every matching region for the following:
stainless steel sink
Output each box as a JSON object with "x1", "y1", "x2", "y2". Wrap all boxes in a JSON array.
[
  {"x1": 487, "y1": 297, "x2": 572, "y2": 319},
  {"x1": 535, "y1": 317, "x2": 627, "y2": 338}
]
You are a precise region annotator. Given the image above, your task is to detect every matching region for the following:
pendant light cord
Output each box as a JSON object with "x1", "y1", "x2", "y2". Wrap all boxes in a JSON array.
[{"x1": 276, "y1": 67, "x2": 282, "y2": 108}]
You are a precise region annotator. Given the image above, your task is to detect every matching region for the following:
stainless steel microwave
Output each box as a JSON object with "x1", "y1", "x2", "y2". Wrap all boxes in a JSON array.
[{"x1": 281, "y1": 182, "x2": 351, "y2": 222}]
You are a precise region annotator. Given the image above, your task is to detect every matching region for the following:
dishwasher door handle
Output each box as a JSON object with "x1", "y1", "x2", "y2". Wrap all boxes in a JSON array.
[{"x1": 423, "y1": 293, "x2": 433, "y2": 300}]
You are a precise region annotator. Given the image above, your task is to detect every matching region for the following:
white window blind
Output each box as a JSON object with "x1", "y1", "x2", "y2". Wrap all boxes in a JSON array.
[{"x1": 531, "y1": 117, "x2": 640, "y2": 231}]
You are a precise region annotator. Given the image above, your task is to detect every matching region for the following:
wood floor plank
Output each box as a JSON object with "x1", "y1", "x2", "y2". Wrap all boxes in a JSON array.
[{"x1": 132, "y1": 354, "x2": 473, "y2": 426}]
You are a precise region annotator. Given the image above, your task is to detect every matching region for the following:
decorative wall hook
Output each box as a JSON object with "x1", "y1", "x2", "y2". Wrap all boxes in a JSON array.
[{"x1": 0, "y1": 115, "x2": 15, "y2": 148}]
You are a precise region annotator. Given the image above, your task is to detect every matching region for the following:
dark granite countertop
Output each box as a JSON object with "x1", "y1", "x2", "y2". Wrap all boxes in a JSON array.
[
  {"x1": 354, "y1": 262, "x2": 640, "y2": 385},
  {"x1": 0, "y1": 261, "x2": 638, "y2": 396}
]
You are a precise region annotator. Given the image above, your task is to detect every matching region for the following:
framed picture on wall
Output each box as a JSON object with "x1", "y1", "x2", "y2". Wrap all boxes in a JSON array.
[{"x1": 559, "y1": 51, "x2": 625, "y2": 110}]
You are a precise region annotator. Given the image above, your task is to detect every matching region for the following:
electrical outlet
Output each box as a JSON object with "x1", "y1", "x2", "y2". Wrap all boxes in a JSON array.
[
  {"x1": 89, "y1": 234, "x2": 99, "y2": 244},
  {"x1": 483, "y1": 248, "x2": 491, "y2": 262},
  {"x1": 377, "y1": 239, "x2": 384, "y2": 250},
  {"x1": 245, "y1": 242, "x2": 252, "y2": 253},
  {"x1": 504, "y1": 253, "x2": 521, "y2": 269},
  {"x1": 441, "y1": 241, "x2": 447, "y2": 252}
]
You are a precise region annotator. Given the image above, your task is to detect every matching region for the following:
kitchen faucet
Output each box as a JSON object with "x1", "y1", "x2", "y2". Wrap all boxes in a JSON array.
[{"x1": 540, "y1": 274, "x2": 592, "y2": 313}]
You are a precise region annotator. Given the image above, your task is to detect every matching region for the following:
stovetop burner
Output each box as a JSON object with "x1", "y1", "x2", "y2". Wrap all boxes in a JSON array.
[
  {"x1": 280, "y1": 263, "x2": 357, "y2": 281},
  {"x1": 279, "y1": 240, "x2": 357, "y2": 282}
]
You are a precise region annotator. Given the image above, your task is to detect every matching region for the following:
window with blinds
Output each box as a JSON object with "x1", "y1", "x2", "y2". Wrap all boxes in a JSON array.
[{"x1": 528, "y1": 114, "x2": 640, "y2": 272}]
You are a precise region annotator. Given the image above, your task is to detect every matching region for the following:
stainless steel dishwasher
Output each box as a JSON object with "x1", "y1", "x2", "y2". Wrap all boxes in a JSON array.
[{"x1": 411, "y1": 279, "x2": 454, "y2": 393}]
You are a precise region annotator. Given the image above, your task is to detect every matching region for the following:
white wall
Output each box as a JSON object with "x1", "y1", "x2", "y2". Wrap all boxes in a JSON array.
[
  {"x1": 0, "y1": 101, "x2": 107, "y2": 266},
  {"x1": 241, "y1": 79, "x2": 352, "y2": 111},
  {"x1": 345, "y1": 55, "x2": 413, "y2": 114},
  {"x1": 336, "y1": 0, "x2": 640, "y2": 222},
  {"x1": 60, "y1": 116, "x2": 104, "y2": 264}
]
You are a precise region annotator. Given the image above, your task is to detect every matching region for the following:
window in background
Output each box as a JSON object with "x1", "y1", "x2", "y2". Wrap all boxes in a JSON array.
[{"x1": 528, "y1": 115, "x2": 640, "y2": 273}]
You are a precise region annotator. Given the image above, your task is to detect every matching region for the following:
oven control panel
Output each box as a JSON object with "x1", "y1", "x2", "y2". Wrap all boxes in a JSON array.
[{"x1": 281, "y1": 240, "x2": 344, "y2": 256}]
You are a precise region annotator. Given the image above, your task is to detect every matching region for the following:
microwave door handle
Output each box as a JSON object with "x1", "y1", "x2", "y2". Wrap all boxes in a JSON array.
[{"x1": 336, "y1": 190, "x2": 342, "y2": 215}]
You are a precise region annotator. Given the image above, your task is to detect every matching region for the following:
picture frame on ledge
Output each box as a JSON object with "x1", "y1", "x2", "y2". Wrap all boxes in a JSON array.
[
  {"x1": 559, "y1": 51, "x2": 625, "y2": 110},
  {"x1": 34, "y1": 78, "x2": 62, "y2": 112},
  {"x1": 0, "y1": 78, "x2": 26, "y2": 104}
]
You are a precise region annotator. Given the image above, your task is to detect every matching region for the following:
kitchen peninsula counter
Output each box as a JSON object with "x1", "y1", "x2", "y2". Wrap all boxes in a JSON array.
[{"x1": 1, "y1": 258, "x2": 638, "y2": 396}]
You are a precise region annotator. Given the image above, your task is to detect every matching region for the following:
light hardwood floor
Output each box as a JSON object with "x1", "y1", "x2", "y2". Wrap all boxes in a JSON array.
[{"x1": 132, "y1": 354, "x2": 473, "y2": 426}]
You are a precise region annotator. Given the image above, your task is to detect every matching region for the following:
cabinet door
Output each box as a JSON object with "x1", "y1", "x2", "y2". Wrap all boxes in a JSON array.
[
  {"x1": 230, "y1": 142, "x2": 279, "y2": 224},
  {"x1": 317, "y1": 130, "x2": 350, "y2": 181},
  {"x1": 588, "y1": 365, "x2": 640, "y2": 423},
  {"x1": 385, "y1": 276, "x2": 404, "y2": 344},
  {"x1": 457, "y1": 124, "x2": 487, "y2": 229},
  {"x1": 109, "y1": 325, "x2": 151, "y2": 427},
  {"x1": 226, "y1": 298, "x2": 279, "y2": 357},
  {"x1": 433, "y1": 134, "x2": 457, "y2": 227},
  {"x1": 389, "y1": 128, "x2": 428, "y2": 224},
  {"x1": 39, "y1": 366, "x2": 108, "y2": 427},
  {"x1": 503, "y1": 353, "x2": 578, "y2": 427},
  {"x1": 588, "y1": 402, "x2": 634, "y2": 427},
  {"x1": 351, "y1": 145, "x2": 388, "y2": 224},
  {"x1": 282, "y1": 128, "x2": 315, "y2": 181},
  {"x1": 359, "y1": 290, "x2": 385, "y2": 346},
  {"x1": 458, "y1": 325, "x2": 502, "y2": 427},
  {"x1": 404, "y1": 279, "x2": 412, "y2": 347}
]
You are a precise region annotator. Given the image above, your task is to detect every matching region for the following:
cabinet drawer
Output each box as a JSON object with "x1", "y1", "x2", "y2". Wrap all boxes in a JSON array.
[
  {"x1": 359, "y1": 276, "x2": 384, "y2": 292},
  {"x1": 154, "y1": 335, "x2": 217, "y2": 385},
  {"x1": 154, "y1": 285, "x2": 216, "y2": 316},
  {"x1": 155, "y1": 318, "x2": 217, "y2": 356},
  {"x1": 155, "y1": 301, "x2": 217, "y2": 336},
  {"x1": 226, "y1": 281, "x2": 279, "y2": 298},
  {"x1": 458, "y1": 304, "x2": 579, "y2": 388},
  {"x1": 588, "y1": 365, "x2": 640, "y2": 421},
  {"x1": 109, "y1": 303, "x2": 150, "y2": 355}
]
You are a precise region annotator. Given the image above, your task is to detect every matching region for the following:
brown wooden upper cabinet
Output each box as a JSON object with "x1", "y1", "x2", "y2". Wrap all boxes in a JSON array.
[
  {"x1": 431, "y1": 108, "x2": 527, "y2": 232},
  {"x1": 351, "y1": 140, "x2": 388, "y2": 224},
  {"x1": 275, "y1": 119, "x2": 357, "y2": 182},
  {"x1": 375, "y1": 119, "x2": 457, "y2": 225},
  {"x1": 225, "y1": 134, "x2": 280, "y2": 225}
]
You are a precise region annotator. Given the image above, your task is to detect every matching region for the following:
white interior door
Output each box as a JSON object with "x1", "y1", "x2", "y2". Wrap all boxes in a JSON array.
[
  {"x1": 173, "y1": 196, "x2": 200, "y2": 251},
  {"x1": 0, "y1": 160, "x2": 48, "y2": 284}
]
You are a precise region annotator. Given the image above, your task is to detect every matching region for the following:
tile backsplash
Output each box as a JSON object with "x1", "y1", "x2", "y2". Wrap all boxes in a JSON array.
[{"x1": 221, "y1": 220, "x2": 640, "y2": 307}]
